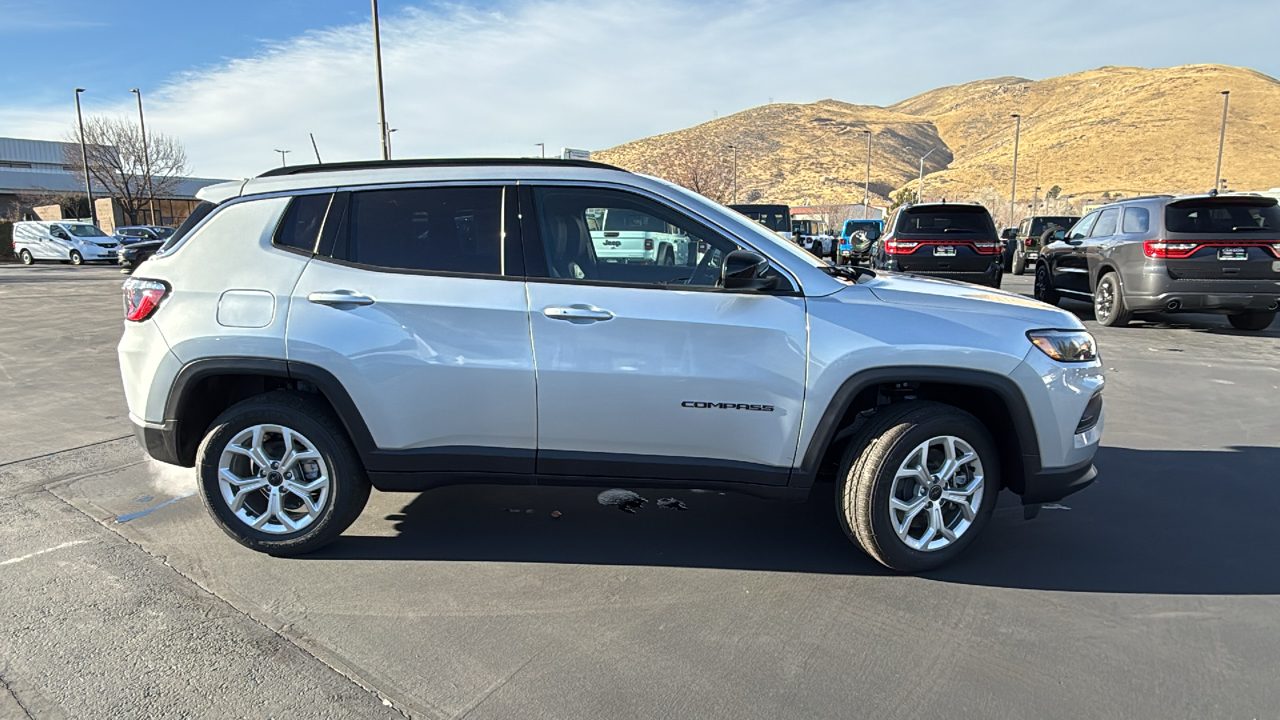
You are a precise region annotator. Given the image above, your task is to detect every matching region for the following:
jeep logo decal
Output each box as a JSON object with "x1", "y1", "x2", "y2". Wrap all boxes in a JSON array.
[{"x1": 603, "y1": 239, "x2": 622, "y2": 247}]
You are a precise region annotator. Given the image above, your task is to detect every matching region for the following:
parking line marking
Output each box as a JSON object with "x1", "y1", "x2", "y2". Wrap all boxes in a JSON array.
[
  {"x1": 0, "y1": 540, "x2": 89, "y2": 567},
  {"x1": 115, "y1": 493, "x2": 197, "y2": 523}
]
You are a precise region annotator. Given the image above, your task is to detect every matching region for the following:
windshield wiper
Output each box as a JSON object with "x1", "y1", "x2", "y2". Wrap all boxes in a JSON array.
[
  {"x1": 941, "y1": 228, "x2": 978, "y2": 233},
  {"x1": 821, "y1": 265, "x2": 876, "y2": 282}
]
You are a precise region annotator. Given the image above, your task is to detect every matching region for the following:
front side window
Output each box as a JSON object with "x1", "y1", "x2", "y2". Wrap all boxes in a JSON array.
[
  {"x1": 531, "y1": 187, "x2": 783, "y2": 290},
  {"x1": 1121, "y1": 207, "x2": 1150, "y2": 234},
  {"x1": 340, "y1": 186, "x2": 505, "y2": 275},
  {"x1": 1067, "y1": 212, "x2": 1099, "y2": 240},
  {"x1": 66, "y1": 224, "x2": 108, "y2": 238},
  {"x1": 1091, "y1": 208, "x2": 1121, "y2": 237}
]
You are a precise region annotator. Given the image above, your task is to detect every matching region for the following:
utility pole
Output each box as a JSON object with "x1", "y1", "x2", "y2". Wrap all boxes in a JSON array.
[
  {"x1": 129, "y1": 88, "x2": 155, "y2": 225},
  {"x1": 862, "y1": 130, "x2": 872, "y2": 219},
  {"x1": 917, "y1": 148, "x2": 937, "y2": 203},
  {"x1": 74, "y1": 88, "x2": 96, "y2": 225},
  {"x1": 1214, "y1": 90, "x2": 1230, "y2": 192},
  {"x1": 310, "y1": 133, "x2": 322, "y2": 163},
  {"x1": 372, "y1": 0, "x2": 389, "y2": 161},
  {"x1": 535, "y1": 142, "x2": 545, "y2": 159},
  {"x1": 274, "y1": 149, "x2": 291, "y2": 167},
  {"x1": 1009, "y1": 113, "x2": 1022, "y2": 228}
]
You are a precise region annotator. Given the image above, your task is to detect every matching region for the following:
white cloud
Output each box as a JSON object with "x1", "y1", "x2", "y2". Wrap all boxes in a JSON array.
[{"x1": 3, "y1": 0, "x2": 1276, "y2": 178}]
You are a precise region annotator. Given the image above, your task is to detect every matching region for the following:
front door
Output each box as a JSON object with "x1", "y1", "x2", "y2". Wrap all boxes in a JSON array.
[
  {"x1": 1052, "y1": 210, "x2": 1100, "y2": 295},
  {"x1": 521, "y1": 186, "x2": 808, "y2": 486}
]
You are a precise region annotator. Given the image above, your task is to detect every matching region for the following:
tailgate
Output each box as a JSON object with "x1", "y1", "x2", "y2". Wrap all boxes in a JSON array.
[{"x1": 1161, "y1": 197, "x2": 1280, "y2": 281}]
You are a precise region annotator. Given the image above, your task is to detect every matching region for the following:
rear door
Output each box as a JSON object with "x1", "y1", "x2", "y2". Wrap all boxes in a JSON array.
[
  {"x1": 286, "y1": 184, "x2": 537, "y2": 474},
  {"x1": 1160, "y1": 197, "x2": 1280, "y2": 281}
]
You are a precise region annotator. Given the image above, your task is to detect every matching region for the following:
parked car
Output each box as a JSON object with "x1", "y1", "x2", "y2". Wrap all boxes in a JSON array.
[
  {"x1": 1034, "y1": 194, "x2": 1280, "y2": 330},
  {"x1": 114, "y1": 225, "x2": 175, "y2": 245},
  {"x1": 872, "y1": 202, "x2": 1004, "y2": 288},
  {"x1": 12, "y1": 220, "x2": 119, "y2": 265},
  {"x1": 586, "y1": 207, "x2": 693, "y2": 266},
  {"x1": 730, "y1": 204, "x2": 792, "y2": 242},
  {"x1": 837, "y1": 219, "x2": 883, "y2": 265},
  {"x1": 119, "y1": 158, "x2": 1103, "y2": 572},
  {"x1": 1009, "y1": 215, "x2": 1080, "y2": 275},
  {"x1": 118, "y1": 237, "x2": 165, "y2": 274},
  {"x1": 1000, "y1": 227, "x2": 1018, "y2": 268}
]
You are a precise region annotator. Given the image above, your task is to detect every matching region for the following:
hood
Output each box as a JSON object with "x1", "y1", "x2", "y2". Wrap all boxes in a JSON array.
[{"x1": 863, "y1": 271, "x2": 1083, "y2": 330}]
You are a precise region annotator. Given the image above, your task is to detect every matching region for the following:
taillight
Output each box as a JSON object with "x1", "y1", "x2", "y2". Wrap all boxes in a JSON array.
[
  {"x1": 973, "y1": 242, "x2": 1001, "y2": 255},
  {"x1": 1143, "y1": 240, "x2": 1198, "y2": 259},
  {"x1": 644, "y1": 238, "x2": 654, "y2": 251},
  {"x1": 123, "y1": 277, "x2": 168, "y2": 322},
  {"x1": 1024, "y1": 237, "x2": 1036, "y2": 247},
  {"x1": 884, "y1": 240, "x2": 919, "y2": 254}
]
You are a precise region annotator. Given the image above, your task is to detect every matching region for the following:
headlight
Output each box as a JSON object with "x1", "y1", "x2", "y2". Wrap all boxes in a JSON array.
[{"x1": 1027, "y1": 330, "x2": 1097, "y2": 363}]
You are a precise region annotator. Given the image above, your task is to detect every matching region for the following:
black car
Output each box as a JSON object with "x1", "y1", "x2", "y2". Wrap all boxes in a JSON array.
[
  {"x1": 114, "y1": 225, "x2": 175, "y2": 245},
  {"x1": 117, "y1": 238, "x2": 164, "y2": 274},
  {"x1": 872, "y1": 203, "x2": 1004, "y2": 288},
  {"x1": 1009, "y1": 215, "x2": 1080, "y2": 275}
]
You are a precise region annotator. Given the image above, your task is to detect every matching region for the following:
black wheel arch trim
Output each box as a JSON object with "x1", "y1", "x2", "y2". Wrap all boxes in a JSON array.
[{"x1": 793, "y1": 366, "x2": 1042, "y2": 492}]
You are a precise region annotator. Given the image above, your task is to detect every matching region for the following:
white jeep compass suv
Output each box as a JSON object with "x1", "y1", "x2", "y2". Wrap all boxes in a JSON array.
[{"x1": 119, "y1": 159, "x2": 1104, "y2": 572}]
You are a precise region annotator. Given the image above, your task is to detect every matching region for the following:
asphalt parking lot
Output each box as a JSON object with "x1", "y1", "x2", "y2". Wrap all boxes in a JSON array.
[{"x1": 2, "y1": 262, "x2": 1279, "y2": 718}]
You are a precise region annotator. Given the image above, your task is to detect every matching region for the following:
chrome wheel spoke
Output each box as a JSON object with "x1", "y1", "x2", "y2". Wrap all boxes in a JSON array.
[
  {"x1": 890, "y1": 496, "x2": 928, "y2": 540},
  {"x1": 888, "y1": 434, "x2": 985, "y2": 553},
  {"x1": 283, "y1": 482, "x2": 322, "y2": 514},
  {"x1": 217, "y1": 423, "x2": 330, "y2": 535}
]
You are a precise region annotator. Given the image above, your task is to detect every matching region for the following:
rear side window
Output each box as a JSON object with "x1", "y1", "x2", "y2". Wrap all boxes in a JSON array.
[
  {"x1": 1165, "y1": 199, "x2": 1280, "y2": 233},
  {"x1": 1091, "y1": 208, "x2": 1120, "y2": 237},
  {"x1": 897, "y1": 207, "x2": 995, "y2": 236},
  {"x1": 341, "y1": 186, "x2": 505, "y2": 275},
  {"x1": 1121, "y1": 207, "x2": 1150, "y2": 234},
  {"x1": 274, "y1": 193, "x2": 330, "y2": 253},
  {"x1": 160, "y1": 201, "x2": 217, "y2": 253}
]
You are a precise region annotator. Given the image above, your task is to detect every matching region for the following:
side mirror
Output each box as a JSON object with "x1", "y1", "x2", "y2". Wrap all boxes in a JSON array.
[
  {"x1": 1052, "y1": 229, "x2": 1067, "y2": 241},
  {"x1": 722, "y1": 250, "x2": 779, "y2": 291},
  {"x1": 864, "y1": 228, "x2": 881, "y2": 241}
]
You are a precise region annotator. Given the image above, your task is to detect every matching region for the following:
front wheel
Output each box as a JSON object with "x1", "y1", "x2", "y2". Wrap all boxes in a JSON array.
[
  {"x1": 69, "y1": 250, "x2": 83, "y2": 265},
  {"x1": 1093, "y1": 271, "x2": 1131, "y2": 327},
  {"x1": 19, "y1": 249, "x2": 34, "y2": 265},
  {"x1": 196, "y1": 392, "x2": 371, "y2": 556},
  {"x1": 1034, "y1": 263, "x2": 1059, "y2": 306},
  {"x1": 837, "y1": 401, "x2": 999, "y2": 572},
  {"x1": 1011, "y1": 250, "x2": 1026, "y2": 275},
  {"x1": 1227, "y1": 311, "x2": 1276, "y2": 331}
]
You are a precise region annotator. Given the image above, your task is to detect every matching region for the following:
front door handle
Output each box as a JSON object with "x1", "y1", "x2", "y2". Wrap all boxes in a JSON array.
[
  {"x1": 308, "y1": 290, "x2": 375, "y2": 307},
  {"x1": 543, "y1": 304, "x2": 615, "y2": 323}
]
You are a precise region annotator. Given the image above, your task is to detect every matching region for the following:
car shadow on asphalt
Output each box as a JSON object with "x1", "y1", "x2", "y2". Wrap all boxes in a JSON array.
[
  {"x1": 1051, "y1": 297, "x2": 1280, "y2": 337},
  {"x1": 308, "y1": 445, "x2": 1280, "y2": 595}
]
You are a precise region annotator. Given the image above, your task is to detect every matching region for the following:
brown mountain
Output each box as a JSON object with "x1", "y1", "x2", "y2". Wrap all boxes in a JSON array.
[{"x1": 594, "y1": 64, "x2": 1280, "y2": 222}]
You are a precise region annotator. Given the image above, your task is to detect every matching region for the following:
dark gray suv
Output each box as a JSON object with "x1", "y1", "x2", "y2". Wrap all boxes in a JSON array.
[{"x1": 1034, "y1": 194, "x2": 1280, "y2": 330}]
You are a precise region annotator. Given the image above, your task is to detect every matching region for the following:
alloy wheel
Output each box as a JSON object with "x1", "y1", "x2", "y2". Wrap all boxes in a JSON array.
[
  {"x1": 217, "y1": 424, "x2": 331, "y2": 534},
  {"x1": 1095, "y1": 278, "x2": 1115, "y2": 322},
  {"x1": 887, "y1": 435, "x2": 985, "y2": 552}
]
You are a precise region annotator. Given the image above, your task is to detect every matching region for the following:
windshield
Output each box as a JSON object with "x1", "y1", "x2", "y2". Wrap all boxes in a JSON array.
[
  {"x1": 153, "y1": 227, "x2": 175, "y2": 238},
  {"x1": 1029, "y1": 217, "x2": 1079, "y2": 236},
  {"x1": 842, "y1": 220, "x2": 879, "y2": 237},
  {"x1": 897, "y1": 206, "x2": 995, "y2": 236},
  {"x1": 731, "y1": 205, "x2": 791, "y2": 232},
  {"x1": 65, "y1": 224, "x2": 108, "y2": 238},
  {"x1": 603, "y1": 209, "x2": 670, "y2": 233},
  {"x1": 1165, "y1": 199, "x2": 1280, "y2": 234}
]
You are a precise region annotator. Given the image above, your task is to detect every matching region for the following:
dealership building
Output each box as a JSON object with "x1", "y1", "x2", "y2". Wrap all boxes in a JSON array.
[{"x1": 0, "y1": 136, "x2": 225, "y2": 232}]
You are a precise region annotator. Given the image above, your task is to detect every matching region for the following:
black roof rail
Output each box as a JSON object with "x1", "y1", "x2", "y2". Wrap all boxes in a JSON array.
[{"x1": 257, "y1": 157, "x2": 625, "y2": 178}]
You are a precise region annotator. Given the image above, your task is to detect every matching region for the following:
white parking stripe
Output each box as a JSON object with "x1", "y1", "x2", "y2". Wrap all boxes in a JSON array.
[{"x1": 0, "y1": 540, "x2": 89, "y2": 567}]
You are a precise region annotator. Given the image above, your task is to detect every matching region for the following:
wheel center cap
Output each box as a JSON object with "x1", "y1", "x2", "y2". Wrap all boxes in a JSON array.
[
  {"x1": 267, "y1": 471, "x2": 283, "y2": 487},
  {"x1": 928, "y1": 485, "x2": 943, "y2": 502}
]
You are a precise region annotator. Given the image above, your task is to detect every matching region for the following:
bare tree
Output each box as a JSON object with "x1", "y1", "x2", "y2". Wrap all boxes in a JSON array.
[
  {"x1": 632, "y1": 145, "x2": 735, "y2": 204},
  {"x1": 64, "y1": 115, "x2": 189, "y2": 226}
]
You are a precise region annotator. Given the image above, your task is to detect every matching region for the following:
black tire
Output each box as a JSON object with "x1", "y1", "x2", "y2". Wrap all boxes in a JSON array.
[
  {"x1": 1033, "y1": 263, "x2": 1059, "y2": 306},
  {"x1": 19, "y1": 249, "x2": 34, "y2": 265},
  {"x1": 196, "y1": 391, "x2": 371, "y2": 556},
  {"x1": 1093, "y1": 272, "x2": 1131, "y2": 327},
  {"x1": 989, "y1": 270, "x2": 1003, "y2": 289},
  {"x1": 836, "y1": 401, "x2": 1000, "y2": 572},
  {"x1": 1227, "y1": 311, "x2": 1276, "y2": 331},
  {"x1": 69, "y1": 250, "x2": 83, "y2": 266},
  {"x1": 1011, "y1": 250, "x2": 1026, "y2": 275}
]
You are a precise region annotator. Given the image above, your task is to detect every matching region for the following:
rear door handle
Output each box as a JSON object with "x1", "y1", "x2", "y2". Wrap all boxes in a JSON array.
[
  {"x1": 543, "y1": 305, "x2": 615, "y2": 323},
  {"x1": 308, "y1": 290, "x2": 375, "y2": 307}
]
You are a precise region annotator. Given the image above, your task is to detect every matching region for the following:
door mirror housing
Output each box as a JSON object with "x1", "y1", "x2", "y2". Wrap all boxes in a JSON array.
[{"x1": 721, "y1": 250, "x2": 779, "y2": 291}]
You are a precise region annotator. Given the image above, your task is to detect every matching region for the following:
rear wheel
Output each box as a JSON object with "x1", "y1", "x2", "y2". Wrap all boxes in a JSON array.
[
  {"x1": 19, "y1": 249, "x2": 33, "y2": 265},
  {"x1": 1034, "y1": 263, "x2": 1059, "y2": 306},
  {"x1": 69, "y1": 250, "x2": 83, "y2": 266},
  {"x1": 1011, "y1": 250, "x2": 1026, "y2": 275},
  {"x1": 1227, "y1": 311, "x2": 1276, "y2": 331},
  {"x1": 196, "y1": 392, "x2": 371, "y2": 556},
  {"x1": 1093, "y1": 272, "x2": 1131, "y2": 327},
  {"x1": 836, "y1": 401, "x2": 999, "y2": 572}
]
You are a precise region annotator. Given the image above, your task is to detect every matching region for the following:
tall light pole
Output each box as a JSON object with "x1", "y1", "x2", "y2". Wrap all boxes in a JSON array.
[
  {"x1": 729, "y1": 144, "x2": 738, "y2": 204},
  {"x1": 917, "y1": 147, "x2": 937, "y2": 203},
  {"x1": 1009, "y1": 113, "x2": 1022, "y2": 227},
  {"x1": 386, "y1": 128, "x2": 398, "y2": 159},
  {"x1": 535, "y1": 142, "x2": 545, "y2": 159},
  {"x1": 1214, "y1": 90, "x2": 1230, "y2": 192},
  {"x1": 371, "y1": 0, "x2": 390, "y2": 161},
  {"x1": 862, "y1": 130, "x2": 872, "y2": 219},
  {"x1": 74, "y1": 88, "x2": 96, "y2": 225},
  {"x1": 274, "y1": 149, "x2": 291, "y2": 167},
  {"x1": 129, "y1": 88, "x2": 156, "y2": 225}
]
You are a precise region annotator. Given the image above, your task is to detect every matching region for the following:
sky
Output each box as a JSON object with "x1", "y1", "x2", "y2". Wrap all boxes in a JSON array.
[{"x1": 2, "y1": 0, "x2": 1277, "y2": 179}]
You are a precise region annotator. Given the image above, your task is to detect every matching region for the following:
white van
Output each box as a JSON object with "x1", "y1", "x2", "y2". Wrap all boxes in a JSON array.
[{"x1": 12, "y1": 221, "x2": 120, "y2": 265}]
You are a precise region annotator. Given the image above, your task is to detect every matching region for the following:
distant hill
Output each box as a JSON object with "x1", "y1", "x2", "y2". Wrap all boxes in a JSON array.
[{"x1": 595, "y1": 64, "x2": 1280, "y2": 224}]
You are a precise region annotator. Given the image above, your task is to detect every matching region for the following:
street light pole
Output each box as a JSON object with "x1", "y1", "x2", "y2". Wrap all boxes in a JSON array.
[
  {"x1": 371, "y1": 0, "x2": 390, "y2": 161},
  {"x1": 535, "y1": 142, "x2": 545, "y2": 159},
  {"x1": 1009, "y1": 113, "x2": 1022, "y2": 228},
  {"x1": 129, "y1": 88, "x2": 155, "y2": 225},
  {"x1": 862, "y1": 130, "x2": 872, "y2": 219},
  {"x1": 274, "y1": 149, "x2": 291, "y2": 167},
  {"x1": 386, "y1": 128, "x2": 398, "y2": 159},
  {"x1": 917, "y1": 147, "x2": 937, "y2": 203},
  {"x1": 1214, "y1": 90, "x2": 1230, "y2": 192},
  {"x1": 74, "y1": 88, "x2": 96, "y2": 225}
]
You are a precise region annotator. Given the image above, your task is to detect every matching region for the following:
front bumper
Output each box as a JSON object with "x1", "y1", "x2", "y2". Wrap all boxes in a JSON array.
[{"x1": 1021, "y1": 456, "x2": 1097, "y2": 505}]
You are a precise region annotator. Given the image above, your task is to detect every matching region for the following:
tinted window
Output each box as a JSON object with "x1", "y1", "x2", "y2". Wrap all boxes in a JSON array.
[
  {"x1": 603, "y1": 209, "x2": 670, "y2": 233},
  {"x1": 274, "y1": 194, "x2": 330, "y2": 252},
  {"x1": 896, "y1": 206, "x2": 995, "y2": 236},
  {"x1": 1029, "y1": 216, "x2": 1078, "y2": 236},
  {"x1": 1121, "y1": 207, "x2": 1150, "y2": 234},
  {"x1": 1165, "y1": 199, "x2": 1280, "y2": 233},
  {"x1": 344, "y1": 186, "x2": 504, "y2": 274},
  {"x1": 1091, "y1": 208, "x2": 1121, "y2": 237},
  {"x1": 1067, "y1": 212, "x2": 1098, "y2": 240}
]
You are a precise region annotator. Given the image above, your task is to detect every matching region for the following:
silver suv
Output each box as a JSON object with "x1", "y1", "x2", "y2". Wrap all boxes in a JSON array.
[
  {"x1": 1034, "y1": 194, "x2": 1280, "y2": 330},
  {"x1": 118, "y1": 159, "x2": 1104, "y2": 572}
]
